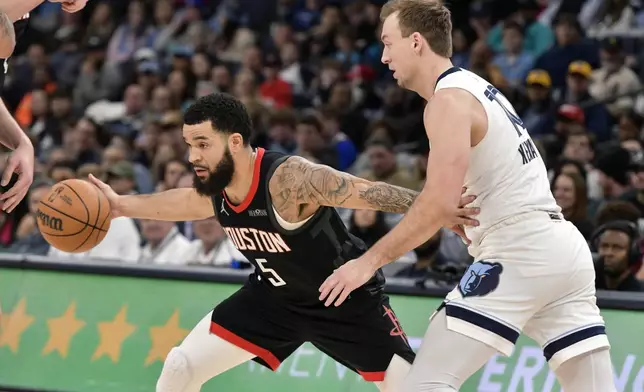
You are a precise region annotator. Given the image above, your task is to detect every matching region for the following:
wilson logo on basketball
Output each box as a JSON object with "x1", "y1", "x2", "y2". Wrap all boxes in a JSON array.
[
  {"x1": 48, "y1": 187, "x2": 64, "y2": 203},
  {"x1": 36, "y1": 210, "x2": 63, "y2": 231}
]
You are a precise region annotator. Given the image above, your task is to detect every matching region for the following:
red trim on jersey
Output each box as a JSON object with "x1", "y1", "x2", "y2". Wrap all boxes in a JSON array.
[
  {"x1": 358, "y1": 370, "x2": 386, "y2": 382},
  {"x1": 209, "y1": 321, "x2": 281, "y2": 371},
  {"x1": 223, "y1": 147, "x2": 265, "y2": 213}
]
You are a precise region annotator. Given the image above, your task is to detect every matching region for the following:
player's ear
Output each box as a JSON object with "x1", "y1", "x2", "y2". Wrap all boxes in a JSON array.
[
  {"x1": 229, "y1": 133, "x2": 244, "y2": 152},
  {"x1": 411, "y1": 32, "x2": 423, "y2": 54}
]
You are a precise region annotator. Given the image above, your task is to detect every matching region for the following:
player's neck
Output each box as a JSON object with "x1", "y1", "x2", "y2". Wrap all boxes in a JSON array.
[
  {"x1": 225, "y1": 147, "x2": 256, "y2": 205},
  {"x1": 414, "y1": 57, "x2": 454, "y2": 100}
]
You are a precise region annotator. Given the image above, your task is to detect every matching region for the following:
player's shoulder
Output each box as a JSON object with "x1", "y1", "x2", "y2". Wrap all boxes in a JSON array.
[
  {"x1": 267, "y1": 155, "x2": 307, "y2": 191},
  {"x1": 428, "y1": 86, "x2": 479, "y2": 117}
]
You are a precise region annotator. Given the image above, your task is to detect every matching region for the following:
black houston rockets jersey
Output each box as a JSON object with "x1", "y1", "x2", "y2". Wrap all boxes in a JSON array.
[{"x1": 211, "y1": 148, "x2": 385, "y2": 305}]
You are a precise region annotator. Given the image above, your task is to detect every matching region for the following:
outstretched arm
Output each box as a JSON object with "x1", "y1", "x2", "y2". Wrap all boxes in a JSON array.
[
  {"x1": 268, "y1": 155, "x2": 418, "y2": 221},
  {"x1": 89, "y1": 174, "x2": 216, "y2": 222}
]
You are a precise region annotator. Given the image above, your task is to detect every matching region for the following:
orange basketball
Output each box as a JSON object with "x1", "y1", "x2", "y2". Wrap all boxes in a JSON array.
[{"x1": 37, "y1": 179, "x2": 112, "y2": 253}]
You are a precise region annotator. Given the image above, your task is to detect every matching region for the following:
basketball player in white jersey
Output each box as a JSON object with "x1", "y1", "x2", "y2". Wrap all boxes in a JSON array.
[{"x1": 319, "y1": 1, "x2": 616, "y2": 391}]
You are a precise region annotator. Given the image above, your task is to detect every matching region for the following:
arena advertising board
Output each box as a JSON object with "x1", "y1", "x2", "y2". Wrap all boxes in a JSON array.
[{"x1": 0, "y1": 268, "x2": 642, "y2": 391}]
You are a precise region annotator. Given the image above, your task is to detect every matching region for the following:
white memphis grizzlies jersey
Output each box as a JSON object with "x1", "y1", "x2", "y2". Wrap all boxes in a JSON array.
[{"x1": 434, "y1": 67, "x2": 560, "y2": 248}]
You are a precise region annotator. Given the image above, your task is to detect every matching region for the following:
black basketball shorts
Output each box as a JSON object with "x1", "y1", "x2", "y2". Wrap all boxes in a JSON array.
[{"x1": 210, "y1": 283, "x2": 416, "y2": 382}]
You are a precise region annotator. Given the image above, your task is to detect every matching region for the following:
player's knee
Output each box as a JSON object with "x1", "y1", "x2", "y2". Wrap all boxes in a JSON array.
[{"x1": 156, "y1": 347, "x2": 194, "y2": 392}]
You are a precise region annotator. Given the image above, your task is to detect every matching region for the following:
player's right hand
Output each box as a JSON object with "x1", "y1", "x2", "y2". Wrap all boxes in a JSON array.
[
  {"x1": 449, "y1": 187, "x2": 480, "y2": 245},
  {"x1": 88, "y1": 174, "x2": 124, "y2": 219},
  {"x1": 0, "y1": 137, "x2": 35, "y2": 213}
]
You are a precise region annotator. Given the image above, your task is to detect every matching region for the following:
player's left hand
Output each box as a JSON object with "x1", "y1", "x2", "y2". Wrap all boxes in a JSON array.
[
  {"x1": 0, "y1": 138, "x2": 34, "y2": 213},
  {"x1": 319, "y1": 258, "x2": 376, "y2": 307}
]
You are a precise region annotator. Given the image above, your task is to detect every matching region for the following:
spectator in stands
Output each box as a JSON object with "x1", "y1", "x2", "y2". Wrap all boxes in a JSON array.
[
  {"x1": 326, "y1": 81, "x2": 368, "y2": 148},
  {"x1": 138, "y1": 219, "x2": 191, "y2": 265},
  {"x1": 295, "y1": 114, "x2": 338, "y2": 168},
  {"x1": 522, "y1": 69, "x2": 555, "y2": 137},
  {"x1": 594, "y1": 222, "x2": 643, "y2": 291},
  {"x1": 595, "y1": 145, "x2": 634, "y2": 203},
  {"x1": 552, "y1": 171, "x2": 594, "y2": 238},
  {"x1": 616, "y1": 110, "x2": 644, "y2": 142},
  {"x1": 267, "y1": 109, "x2": 297, "y2": 154},
  {"x1": 106, "y1": 1, "x2": 153, "y2": 66},
  {"x1": 279, "y1": 42, "x2": 311, "y2": 98},
  {"x1": 184, "y1": 216, "x2": 247, "y2": 267},
  {"x1": 106, "y1": 161, "x2": 137, "y2": 196},
  {"x1": 349, "y1": 209, "x2": 389, "y2": 249},
  {"x1": 210, "y1": 65, "x2": 233, "y2": 94},
  {"x1": 590, "y1": 37, "x2": 641, "y2": 117},
  {"x1": 49, "y1": 161, "x2": 76, "y2": 183},
  {"x1": 156, "y1": 159, "x2": 189, "y2": 192},
  {"x1": 395, "y1": 232, "x2": 443, "y2": 279},
  {"x1": 468, "y1": 40, "x2": 508, "y2": 93},
  {"x1": 620, "y1": 161, "x2": 644, "y2": 216},
  {"x1": 535, "y1": 14, "x2": 600, "y2": 90},
  {"x1": 595, "y1": 200, "x2": 642, "y2": 227},
  {"x1": 540, "y1": 104, "x2": 586, "y2": 165},
  {"x1": 318, "y1": 106, "x2": 357, "y2": 171},
  {"x1": 562, "y1": 129, "x2": 595, "y2": 167},
  {"x1": 259, "y1": 56, "x2": 292, "y2": 109},
  {"x1": 14, "y1": 180, "x2": 51, "y2": 242},
  {"x1": 493, "y1": 21, "x2": 535, "y2": 89},
  {"x1": 563, "y1": 60, "x2": 612, "y2": 141},
  {"x1": 487, "y1": 0, "x2": 554, "y2": 57},
  {"x1": 586, "y1": 0, "x2": 639, "y2": 38},
  {"x1": 359, "y1": 139, "x2": 421, "y2": 191},
  {"x1": 333, "y1": 26, "x2": 361, "y2": 68},
  {"x1": 451, "y1": 28, "x2": 470, "y2": 69},
  {"x1": 468, "y1": 2, "x2": 493, "y2": 41},
  {"x1": 377, "y1": 85, "x2": 422, "y2": 142},
  {"x1": 8, "y1": 180, "x2": 53, "y2": 255}
]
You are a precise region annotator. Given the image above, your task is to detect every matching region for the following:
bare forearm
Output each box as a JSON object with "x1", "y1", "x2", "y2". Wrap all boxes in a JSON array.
[
  {"x1": 366, "y1": 191, "x2": 445, "y2": 268},
  {"x1": 119, "y1": 188, "x2": 214, "y2": 221},
  {"x1": 0, "y1": 100, "x2": 29, "y2": 149},
  {"x1": 356, "y1": 181, "x2": 417, "y2": 213},
  {"x1": 0, "y1": 0, "x2": 42, "y2": 21}
]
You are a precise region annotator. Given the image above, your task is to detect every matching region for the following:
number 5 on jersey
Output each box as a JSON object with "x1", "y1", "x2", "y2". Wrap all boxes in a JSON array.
[{"x1": 257, "y1": 258, "x2": 287, "y2": 287}]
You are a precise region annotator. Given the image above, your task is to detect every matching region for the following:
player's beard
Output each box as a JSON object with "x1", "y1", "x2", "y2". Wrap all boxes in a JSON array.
[{"x1": 193, "y1": 148, "x2": 235, "y2": 197}]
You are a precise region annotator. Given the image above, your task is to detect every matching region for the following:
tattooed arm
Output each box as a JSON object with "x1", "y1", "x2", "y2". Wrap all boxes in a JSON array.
[{"x1": 268, "y1": 156, "x2": 418, "y2": 221}]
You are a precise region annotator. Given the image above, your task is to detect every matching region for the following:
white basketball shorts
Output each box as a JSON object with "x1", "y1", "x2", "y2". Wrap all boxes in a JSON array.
[{"x1": 437, "y1": 211, "x2": 610, "y2": 370}]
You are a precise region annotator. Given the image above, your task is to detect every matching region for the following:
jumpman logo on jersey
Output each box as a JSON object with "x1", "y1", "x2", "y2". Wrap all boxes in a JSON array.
[
  {"x1": 220, "y1": 199, "x2": 229, "y2": 216},
  {"x1": 383, "y1": 305, "x2": 409, "y2": 345}
]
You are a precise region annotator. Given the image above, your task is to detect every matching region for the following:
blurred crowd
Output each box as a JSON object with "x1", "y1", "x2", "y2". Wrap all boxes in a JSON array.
[{"x1": 1, "y1": 0, "x2": 644, "y2": 292}]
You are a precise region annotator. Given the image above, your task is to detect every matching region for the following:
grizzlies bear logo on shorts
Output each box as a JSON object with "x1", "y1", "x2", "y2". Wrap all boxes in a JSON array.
[{"x1": 458, "y1": 261, "x2": 503, "y2": 298}]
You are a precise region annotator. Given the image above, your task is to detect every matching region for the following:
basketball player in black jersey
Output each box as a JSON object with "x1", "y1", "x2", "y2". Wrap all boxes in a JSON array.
[{"x1": 89, "y1": 93, "x2": 480, "y2": 392}]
